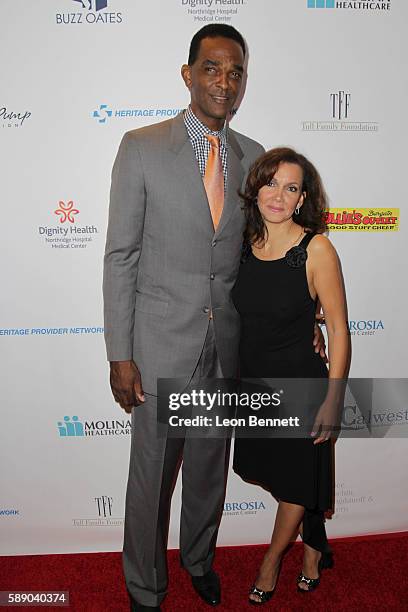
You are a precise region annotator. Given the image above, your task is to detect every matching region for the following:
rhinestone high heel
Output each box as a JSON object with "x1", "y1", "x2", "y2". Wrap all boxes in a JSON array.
[{"x1": 297, "y1": 551, "x2": 333, "y2": 593}]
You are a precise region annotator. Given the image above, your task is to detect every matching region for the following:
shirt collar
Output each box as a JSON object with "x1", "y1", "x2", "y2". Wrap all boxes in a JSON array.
[{"x1": 184, "y1": 105, "x2": 227, "y2": 147}]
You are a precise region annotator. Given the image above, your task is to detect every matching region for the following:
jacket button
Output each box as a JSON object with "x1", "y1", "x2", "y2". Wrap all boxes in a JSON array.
[
  {"x1": 203, "y1": 306, "x2": 210, "y2": 314},
  {"x1": 210, "y1": 273, "x2": 215, "y2": 280},
  {"x1": 212, "y1": 239, "x2": 217, "y2": 247}
]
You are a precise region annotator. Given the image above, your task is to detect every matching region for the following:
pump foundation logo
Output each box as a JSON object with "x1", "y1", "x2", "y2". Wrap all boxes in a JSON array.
[
  {"x1": 325, "y1": 208, "x2": 399, "y2": 231},
  {"x1": 56, "y1": 0, "x2": 123, "y2": 24},
  {"x1": 180, "y1": 0, "x2": 247, "y2": 23},
  {"x1": 1, "y1": 106, "x2": 31, "y2": 129},
  {"x1": 38, "y1": 201, "x2": 99, "y2": 249}
]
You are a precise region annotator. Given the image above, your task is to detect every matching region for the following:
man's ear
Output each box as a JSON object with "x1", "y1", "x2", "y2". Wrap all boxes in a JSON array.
[{"x1": 181, "y1": 64, "x2": 192, "y2": 90}]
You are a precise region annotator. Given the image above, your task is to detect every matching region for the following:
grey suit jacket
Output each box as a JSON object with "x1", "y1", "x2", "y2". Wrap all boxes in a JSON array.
[{"x1": 103, "y1": 112, "x2": 264, "y2": 394}]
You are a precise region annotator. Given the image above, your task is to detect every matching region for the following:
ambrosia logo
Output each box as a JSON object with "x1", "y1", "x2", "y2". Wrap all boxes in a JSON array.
[
  {"x1": 348, "y1": 320, "x2": 384, "y2": 336},
  {"x1": 325, "y1": 208, "x2": 399, "y2": 231},
  {"x1": 223, "y1": 501, "x2": 266, "y2": 516},
  {"x1": 56, "y1": 0, "x2": 123, "y2": 24}
]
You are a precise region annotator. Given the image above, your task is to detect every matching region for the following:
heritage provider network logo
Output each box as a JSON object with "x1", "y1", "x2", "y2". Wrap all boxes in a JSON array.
[
  {"x1": 92, "y1": 104, "x2": 183, "y2": 124},
  {"x1": 307, "y1": 0, "x2": 391, "y2": 10},
  {"x1": 325, "y1": 208, "x2": 399, "y2": 231},
  {"x1": 56, "y1": 0, "x2": 123, "y2": 24}
]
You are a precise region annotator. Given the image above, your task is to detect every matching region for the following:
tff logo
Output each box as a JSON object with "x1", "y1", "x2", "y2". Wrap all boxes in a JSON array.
[
  {"x1": 330, "y1": 91, "x2": 351, "y2": 120},
  {"x1": 72, "y1": 0, "x2": 108, "y2": 11}
]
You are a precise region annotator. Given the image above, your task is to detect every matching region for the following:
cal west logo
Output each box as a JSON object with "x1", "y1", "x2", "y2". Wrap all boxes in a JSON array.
[
  {"x1": 57, "y1": 415, "x2": 131, "y2": 437},
  {"x1": 56, "y1": 0, "x2": 123, "y2": 24},
  {"x1": 325, "y1": 208, "x2": 399, "y2": 231}
]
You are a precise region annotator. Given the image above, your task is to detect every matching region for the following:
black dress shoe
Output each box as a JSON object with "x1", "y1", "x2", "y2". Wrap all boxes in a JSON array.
[
  {"x1": 130, "y1": 598, "x2": 161, "y2": 611},
  {"x1": 191, "y1": 569, "x2": 221, "y2": 606}
]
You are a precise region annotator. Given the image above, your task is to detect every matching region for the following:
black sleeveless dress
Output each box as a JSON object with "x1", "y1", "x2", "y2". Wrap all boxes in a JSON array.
[{"x1": 232, "y1": 232, "x2": 332, "y2": 552}]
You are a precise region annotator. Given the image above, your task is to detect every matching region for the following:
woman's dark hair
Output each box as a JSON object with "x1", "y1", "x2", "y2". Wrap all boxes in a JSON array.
[
  {"x1": 241, "y1": 147, "x2": 328, "y2": 250},
  {"x1": 188, "y1": 24, "x2": 246, "y2": 65}
]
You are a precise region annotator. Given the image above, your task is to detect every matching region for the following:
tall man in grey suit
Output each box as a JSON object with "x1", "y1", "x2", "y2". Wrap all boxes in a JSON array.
[{"x1": 103, "y1": 25, "x2": 264, "y2": 611}]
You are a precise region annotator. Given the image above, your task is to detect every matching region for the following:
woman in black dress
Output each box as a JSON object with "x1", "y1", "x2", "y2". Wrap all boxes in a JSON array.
[{"x1": 232, "y1": 148, "x2": 350, "y2": 604}]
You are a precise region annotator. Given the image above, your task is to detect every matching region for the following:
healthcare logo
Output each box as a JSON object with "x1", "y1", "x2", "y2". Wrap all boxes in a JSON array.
[
  {"x1": 92, "y1": 103, "x2": 183, "y2": 124},
  {"x1": 38, "y1": 201, "x2": 98, "y2": 250},
  {"x1": 1, "y1": 106, "x2": 31, "y2": 129},
  {"x1": 307, "y1": 0, "x2": 391, "y2": 10},
  {"x1": 302, "y1": 91, "x2": 379, "y2": 132},
  {"x1": 56, "y1": 0, "x2": 123, "y2": 25},
  {"x1": 325, "y1": 208, "x2": 399, "y2": 231},
  {"x1": 54, "y1": 200, "x2": 80, "y2": 224},
  {"x1": 57, "y1": 416, "x2": 131, "y2": 438}
]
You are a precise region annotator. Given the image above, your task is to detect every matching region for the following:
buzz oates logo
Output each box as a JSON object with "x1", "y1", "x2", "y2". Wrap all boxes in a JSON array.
[
  {"x1": 56, "y1": 0, "x2": 123, "y2": 25},
  {"x1": 38, "y1": 201, "x2": 98, "y2": 249},
  {"x1": 302, "y1": 91, "x2": 379, "y2": 132},
  {"x1": 181, "y1": 0, "x2": 246, "y2": 24},
  {"x1": 73, "y1": 496, "x2": 124, "y2": 527},
  {"x1": 1, "y1": 106, "x2": 31, "y2": 129},
  {"x1": 223, "y1": 500, "x2": 267, "y2": 517},
  {"x1": 325, "y1": 208, "x2": 399, "y2": 231},
  {"x1": 57, "y1": 415, "x2": 131, "y2": 438}
]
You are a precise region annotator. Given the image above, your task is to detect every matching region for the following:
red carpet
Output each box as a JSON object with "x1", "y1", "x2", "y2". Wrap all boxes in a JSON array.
[{"x1": 1, "y1": 534, "x2": 407, "y2": 611}]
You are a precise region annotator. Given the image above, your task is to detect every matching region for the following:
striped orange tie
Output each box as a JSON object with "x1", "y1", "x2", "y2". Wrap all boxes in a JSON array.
[{"x1": 203, "y1": 135, "x2": 224, "y2": 230}]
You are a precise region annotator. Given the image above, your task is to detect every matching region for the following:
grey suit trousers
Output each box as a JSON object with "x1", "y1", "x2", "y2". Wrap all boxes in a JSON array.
[{"x1": 123, "y1": 320, "x2": 229, "y2": 607}]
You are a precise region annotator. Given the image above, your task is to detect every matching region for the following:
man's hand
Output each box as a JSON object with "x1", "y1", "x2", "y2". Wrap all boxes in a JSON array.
[
  {"x1": 313, "y1": 315, "x2": 327, "y2": 362},
  {"x1": 110, "y1": 360, "x2": 145, "y2": 413}
]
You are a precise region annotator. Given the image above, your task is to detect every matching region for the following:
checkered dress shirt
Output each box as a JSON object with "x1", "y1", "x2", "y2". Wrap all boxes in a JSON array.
[{"x1": 183, "y1": 105, "x2": 228, "y2": 191}]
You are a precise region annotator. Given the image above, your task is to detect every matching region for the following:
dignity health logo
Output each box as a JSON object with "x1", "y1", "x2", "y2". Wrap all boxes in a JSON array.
[
  {"x1": 92, "y1": 104, "x2": 183, "y2": 124},
  {"x1": 56, "y1": 0, "x2": 123, "y2": 24},
  {"x1": 57, "y1": 416, "x2": 131, "y2": 437},
  {"x1": 38, "y1": 201, "x2": 98, "y2": 250},
  {"x1": 307, "y1": 0, "x2": 391, "y2": 9}
]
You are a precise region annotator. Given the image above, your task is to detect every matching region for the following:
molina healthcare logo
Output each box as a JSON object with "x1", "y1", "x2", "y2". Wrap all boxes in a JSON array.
[
  {"x1": 302, "y1": 91, "x2": 379, "y2": 132},
  {"x1": 92, "y1": 103, "x2": 183, "y2": 124},
  {"x1": 307, "y1": 0, "x2": 391, "y2": 10},
  {"x1": 38, "y1": 201, "x2": 98, "y2": 249},
  {"x1": 325, "y1": 208, "x2": 399, "y2": 231},
  {"x1": 1, "y1": 106, "x2": 31, "y2": 129},
  {"x1": 57, "y1": 415, "x2": 131, "y2": 437},
  {"x1": 180, "y1": 0, "x2": 247, "y2": 23},
  {"x1": 56, "y1": 0, "x2": 123, "y2": 24}
]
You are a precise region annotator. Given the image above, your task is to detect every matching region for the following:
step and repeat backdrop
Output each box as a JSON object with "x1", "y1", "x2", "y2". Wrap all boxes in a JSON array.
[{"x1": 1, "y1": 0, "x2": 407, "y2": 555}]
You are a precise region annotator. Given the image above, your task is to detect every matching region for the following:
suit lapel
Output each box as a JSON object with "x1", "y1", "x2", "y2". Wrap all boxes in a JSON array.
[
  {"x1": 215, "y1": 129, "x2": 245, "y2": 237},
  {"x1": 169, "y1": 114, "x2": 214, "y2": 237}
]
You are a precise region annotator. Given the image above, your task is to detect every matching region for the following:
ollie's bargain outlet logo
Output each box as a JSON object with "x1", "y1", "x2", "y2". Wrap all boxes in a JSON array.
[{"x1": 325, "y1": 208, "x2": 399, "y2": 231}]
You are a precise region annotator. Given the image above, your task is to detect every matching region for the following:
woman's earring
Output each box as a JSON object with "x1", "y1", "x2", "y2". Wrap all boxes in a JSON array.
[{"x1": 295, "y1": 205, "x2": 300, "y2": 215}]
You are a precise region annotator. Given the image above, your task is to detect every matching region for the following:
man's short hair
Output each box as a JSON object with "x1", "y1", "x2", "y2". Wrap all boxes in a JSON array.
[{"x1": 188, "y1": 24, "x2": 246, "y2": 65}]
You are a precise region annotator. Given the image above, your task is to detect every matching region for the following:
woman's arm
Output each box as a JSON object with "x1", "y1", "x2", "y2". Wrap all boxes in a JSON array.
[{"x1": 307, "y1": 235, "x2": 351, "y2": 442}]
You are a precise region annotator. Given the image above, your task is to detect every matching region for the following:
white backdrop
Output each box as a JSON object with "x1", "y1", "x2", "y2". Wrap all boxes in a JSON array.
[{"x1": 1, "y1": 0, "x2": 407, "y2": 556}]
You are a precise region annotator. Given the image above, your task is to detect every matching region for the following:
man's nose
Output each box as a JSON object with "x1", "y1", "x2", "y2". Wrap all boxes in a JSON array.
[{"x1": 216, "y1": 71, "x2": 229, "y2": 91}]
